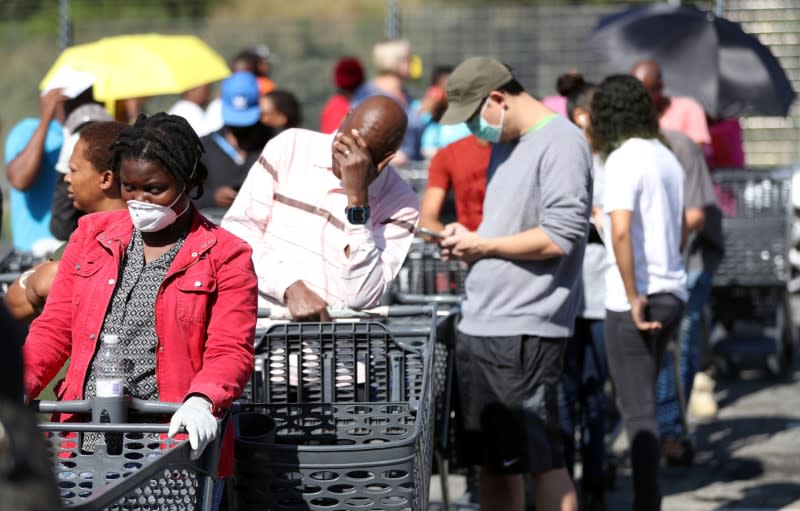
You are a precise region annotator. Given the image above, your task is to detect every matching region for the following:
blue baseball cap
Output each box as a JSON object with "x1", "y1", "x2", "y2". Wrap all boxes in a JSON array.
[{"x1": 221, "y1": 71, "x2": 261, "y2": 127}]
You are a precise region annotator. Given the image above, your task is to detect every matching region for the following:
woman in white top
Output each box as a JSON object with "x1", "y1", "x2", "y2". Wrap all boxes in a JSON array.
[{"x1": 590, "y1": 74, "x2": 687, "y2": 511}]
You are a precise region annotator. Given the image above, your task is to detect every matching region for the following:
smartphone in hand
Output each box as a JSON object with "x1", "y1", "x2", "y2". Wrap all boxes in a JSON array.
[{"x1": 415, "y1": 226, "x2": 445, "y2": 240}]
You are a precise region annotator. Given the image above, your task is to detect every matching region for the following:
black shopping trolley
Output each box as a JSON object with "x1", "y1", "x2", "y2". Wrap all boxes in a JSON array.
[
  {"x1": 37, "y1": 397, "x2": 224, "y2": 511},
  {"x1": 0, "y1": 243, "x2": 48, "y2": 297},
  {"x1": 236, "y1": 305, "x2": 441, "y2": 511},
  {"x1": 389, "y1": 241, "x2": 470, "y2": 510},
  {"x1": 709, "y1": 167, "x2": 796, "y2": 377}
]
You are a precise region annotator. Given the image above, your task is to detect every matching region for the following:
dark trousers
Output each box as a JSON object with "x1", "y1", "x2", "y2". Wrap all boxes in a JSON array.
[
  {"x1": 605, "y1": 293, "x2": 684, "y2": 511},
  {"x1": 558, "y1": 318, "x2": 608, "y2": 491}
]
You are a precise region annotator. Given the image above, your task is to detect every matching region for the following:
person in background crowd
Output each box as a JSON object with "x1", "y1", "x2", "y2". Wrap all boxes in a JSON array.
[
  {"x1": 5, "y1": 121, "x2": 129, "y2": 323},
  {"x1": 169, "y1": 83, "x2": 214, "y2": 137},
  {"x1": 351, "y1": 39, "x2": 429, "y2": 164},
  {"x1": 419, "y1": 66, "x2": 471, "y2": 159},
  {"x1": 5, "y1": 86, "x2": 92, "y2": 253},
  {"x1": 113, "y1": 97, "x2": 149, "y2": 124},
  {"x1": 50, "y1": 103, "x2": 114, "y2": 242},
  {"x1": 706, "y1": 117, "x2": 745, "y2": 169},
  {"x1": 592, "y1": 74, "x2": 687, "y2": 511},
  {"x1": 197, "y1": 72, "x2": 275, "y2": 211},
  {"x1": 222, "y1": 95, "x2": 419, "y2": 322},
  {"x1": 558, "y1": 72, "x2": 611, "y2": 511},
  {"x1": 260, "y1": 89, "x2": 302, "y2": 131},
  {"x1": 656, "y1": 128, "x2": 722, "y2": 465},
  {"x1": 439, "y1": 57, "x2": 592, "y2": 511},
  {"x1": 540, "y1": 72, "x2": 578, "y2": 119},
  {"x1": 419, "y1": 134, "x2": 490, "y2": 233},
  {"x1": 320, "y1": 57, "x2": 365, "y2": 134},
  {"x1": 23, "y1": 113, "x2": 257, "y2": 508},
  {"x1": 631, "y1": 60, "x2": 710, "y2": 149},
  {"x1": 206, "y1": 47, "x2": 277, "y2": 134}
]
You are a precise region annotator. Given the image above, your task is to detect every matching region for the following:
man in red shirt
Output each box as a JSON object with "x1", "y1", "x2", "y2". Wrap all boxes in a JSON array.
[{"x1": 419, "y1": 134, "x2": 491, "y2": 232}]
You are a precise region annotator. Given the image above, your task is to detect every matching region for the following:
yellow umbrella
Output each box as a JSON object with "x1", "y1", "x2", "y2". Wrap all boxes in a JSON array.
[{"x1": 40, "y1": 34, "x2": 231, "y2": 112}]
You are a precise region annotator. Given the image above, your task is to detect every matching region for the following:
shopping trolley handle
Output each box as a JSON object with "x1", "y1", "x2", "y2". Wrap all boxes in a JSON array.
[
  {"x1": 33, "y1": 397, "x2": 182, "y2": 414},
  {"x1": 257, "y1": 304, "x2": 435, "y2": 320}
]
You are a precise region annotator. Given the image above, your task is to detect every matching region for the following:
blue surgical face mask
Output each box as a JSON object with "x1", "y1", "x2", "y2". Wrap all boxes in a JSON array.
[{"x1": 467, "y1": 98, "x2": 504, "y2": 143}]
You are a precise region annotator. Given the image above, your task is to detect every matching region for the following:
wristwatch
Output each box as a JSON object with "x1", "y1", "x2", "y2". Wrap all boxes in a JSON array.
[{"x1": 345, "y1": 205, "x2": 370, "y2": 225}]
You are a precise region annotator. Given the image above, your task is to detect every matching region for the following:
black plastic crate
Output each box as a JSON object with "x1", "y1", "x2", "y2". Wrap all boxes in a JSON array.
[
  {"x1": 37, "y1": 399, "x2": 222, "y2": 511},
  {"x1": 241, "y1": 320, "x2": 436, "y2": 511},
  {"x1": 393, "y1": 241, "x2": 467, "y2": 304},
  {"x1": 712, "y1": 169, "x2": 792, "y2": 286}
]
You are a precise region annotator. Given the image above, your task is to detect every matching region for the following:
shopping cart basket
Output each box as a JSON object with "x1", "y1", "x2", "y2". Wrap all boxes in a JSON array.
[
  {"x1": 392, "y1": 240, "x2": 468, "y2": 305},
  {"x1": 36, "y1": 397, "x2": 224, "y2": 511},
  {"x1": 237, "y1": 305, "x2": 438, "y2": 511},
  {"x1": 709, "y1": 167, "x2": 796, "y2": 377}
]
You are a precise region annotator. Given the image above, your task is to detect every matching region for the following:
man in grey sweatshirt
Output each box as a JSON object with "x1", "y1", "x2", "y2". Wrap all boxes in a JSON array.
[{"x1": 439, "y1": 57, "x2": 592, "y2": 511}]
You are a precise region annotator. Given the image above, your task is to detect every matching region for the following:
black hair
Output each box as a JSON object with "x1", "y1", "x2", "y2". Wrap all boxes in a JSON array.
[
  {"x1": 266, "y1": 89, "x2": 302, "y2": 129},
  {"x1": 109, "y1": 113, "x2": 208, "y2": 199},
  {"x1": 431, "y1": 65, "x2": 454, "y2": 86},
  {"x1": 497, "y1": 64, "x2": 525, "y2": 95},
  {"x1": 231, "y1": 49, "x2": 265, "y2": 77},
  {"x1": 556, "y1": 72, "x2": 597, "y2": 123},
  {"x1": 63, "y1": 87, "x2": 96, "y2": 120},
  {"x1": 589, "y1": 74, "x2": 660, "y2": 158}
]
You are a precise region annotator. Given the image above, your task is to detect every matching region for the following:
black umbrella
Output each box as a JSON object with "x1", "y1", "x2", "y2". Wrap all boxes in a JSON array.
[{"x1": 589, "y1": 3, "x2": 796, "y2": 118}]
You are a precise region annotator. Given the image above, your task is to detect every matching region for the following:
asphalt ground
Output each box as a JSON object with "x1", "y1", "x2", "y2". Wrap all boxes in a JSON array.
[{"x1": 429, "y1": 297, "x2": 800, "y2": 511}]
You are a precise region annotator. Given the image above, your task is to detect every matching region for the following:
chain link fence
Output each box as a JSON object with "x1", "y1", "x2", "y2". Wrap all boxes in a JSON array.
[
  {"x1": 0, "y1": 0, "x2": 797, "y2": 170},
  {"x1": 401, "y1": 0, "x2": 800, "y2": 167}
]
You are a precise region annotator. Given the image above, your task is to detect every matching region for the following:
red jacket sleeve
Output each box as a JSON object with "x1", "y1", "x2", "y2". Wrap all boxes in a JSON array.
[{"x1": 186, "y1": 236, "x2": 257, "y2": 413}]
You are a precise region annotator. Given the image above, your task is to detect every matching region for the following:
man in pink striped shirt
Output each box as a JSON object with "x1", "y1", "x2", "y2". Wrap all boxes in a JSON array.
[{"x1": 222, "y1": 96, "x2": 419, "y2": 320}]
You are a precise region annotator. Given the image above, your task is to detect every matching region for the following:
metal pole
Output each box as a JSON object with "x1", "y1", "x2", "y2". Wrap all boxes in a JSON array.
[
  {"x1": 59, "y1": 0, "x2": 71, "y2": 51},
  {"x1": 385, "y1": 0, "x2": 400, "y2": 40}
]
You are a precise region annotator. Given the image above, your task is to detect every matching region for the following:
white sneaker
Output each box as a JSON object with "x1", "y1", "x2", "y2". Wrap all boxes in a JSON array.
[{"x1": 688, "y1": 372, "x2": 718, "y2": 420}]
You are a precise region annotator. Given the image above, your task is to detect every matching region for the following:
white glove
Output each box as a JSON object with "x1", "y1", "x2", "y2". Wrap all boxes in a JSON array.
[{"x1": 168, "y1": 395, "x2": 217, "y2": 460}]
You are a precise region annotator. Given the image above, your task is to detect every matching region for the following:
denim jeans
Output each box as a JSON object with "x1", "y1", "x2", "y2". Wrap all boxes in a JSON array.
[
  {"x1": 655, "y1": 269, "x2": 714, "y2": 438},
  {"x1": 558, "y1": 318, "x2": 608, "y2": 490}
]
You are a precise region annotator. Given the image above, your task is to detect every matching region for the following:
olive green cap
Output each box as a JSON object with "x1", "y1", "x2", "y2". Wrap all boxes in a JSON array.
[{"x1": 440, "y1": 57, "x2": 513, "y2": 125}]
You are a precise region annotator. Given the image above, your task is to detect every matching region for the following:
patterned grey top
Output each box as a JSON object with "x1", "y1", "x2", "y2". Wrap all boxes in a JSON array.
[{"x1": 84, "y1": 229, "x2": 185, "y2": 401}]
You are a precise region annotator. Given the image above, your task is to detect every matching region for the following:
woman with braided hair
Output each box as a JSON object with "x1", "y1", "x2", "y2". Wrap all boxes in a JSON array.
[{"x1": 22, "y1": 113, "x2": 257, "y2": 495}]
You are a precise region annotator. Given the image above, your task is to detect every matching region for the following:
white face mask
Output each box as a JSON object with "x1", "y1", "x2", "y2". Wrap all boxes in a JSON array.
[
  {"x1": 126, "y1": 157, "x2": 197, "y2": 233},
  {"x1": 127, "y1": 192, "x2": 189, "y2": 232}
]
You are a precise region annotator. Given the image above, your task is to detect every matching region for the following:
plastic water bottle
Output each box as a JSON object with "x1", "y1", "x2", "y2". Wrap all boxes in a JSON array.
[{"x1": 94, "y1": 334, "x2": 124, "y2": 398}]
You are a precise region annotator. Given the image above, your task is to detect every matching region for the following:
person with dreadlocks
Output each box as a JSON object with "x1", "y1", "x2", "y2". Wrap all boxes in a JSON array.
[{"x1": 22, "y1": 113, "x2": 257, "y2": 493}]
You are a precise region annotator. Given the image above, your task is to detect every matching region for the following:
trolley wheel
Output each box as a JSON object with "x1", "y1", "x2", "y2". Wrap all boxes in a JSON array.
[{"x1": 712, "y1": 354, "x2": 737, "y2": 379}]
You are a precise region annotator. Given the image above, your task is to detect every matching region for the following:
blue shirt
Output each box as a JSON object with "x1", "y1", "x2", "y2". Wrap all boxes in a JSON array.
[
  {"x1": 420, "y1": 122, "x2": 470, "y2": 155},
  {"x1": 4, "y1": 118, "x2": 62, "y2": 251}
]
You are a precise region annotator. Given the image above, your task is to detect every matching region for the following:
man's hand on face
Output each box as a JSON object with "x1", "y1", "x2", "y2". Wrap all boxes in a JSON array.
[
  {"x1": 284, "y1": 280, "x2": 331, "y2": 322},
  {"x1": 332, "y1": 129, "x2": 377, "y2": 206}
]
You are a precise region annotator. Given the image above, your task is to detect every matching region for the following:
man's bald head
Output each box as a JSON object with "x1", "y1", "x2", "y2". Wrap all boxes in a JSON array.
[
  {"x1": 631, "y1": 59, "x2": 663, "y2": 104},
  {"x1": 339, "y1": 95, "x2": 408, "y2": 164}
]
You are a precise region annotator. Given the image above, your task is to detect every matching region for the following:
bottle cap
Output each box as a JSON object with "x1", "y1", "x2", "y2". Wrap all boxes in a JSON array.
[{"x1": 103, "y1": 334, "x2": 120, "y2": 344}]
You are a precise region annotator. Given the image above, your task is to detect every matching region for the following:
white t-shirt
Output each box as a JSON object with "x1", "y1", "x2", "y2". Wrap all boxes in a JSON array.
[{"x1": 602, "y1": 138, "x2": 688, "y2": 312}]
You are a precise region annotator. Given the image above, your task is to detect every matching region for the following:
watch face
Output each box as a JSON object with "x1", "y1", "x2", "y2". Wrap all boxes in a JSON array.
[{"x1": 346, "y1": 206, "x2": 370, "y2": 225}]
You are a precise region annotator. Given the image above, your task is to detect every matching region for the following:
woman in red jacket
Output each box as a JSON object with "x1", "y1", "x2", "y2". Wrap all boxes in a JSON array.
[{"x1": 23, "y1": 113, "x2": 257, "y2": 480}]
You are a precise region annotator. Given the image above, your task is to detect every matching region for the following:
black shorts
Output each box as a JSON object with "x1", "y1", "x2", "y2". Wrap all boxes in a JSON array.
[{"x1": 455, "y1": 330, "x2": 567, "y2": 474}]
